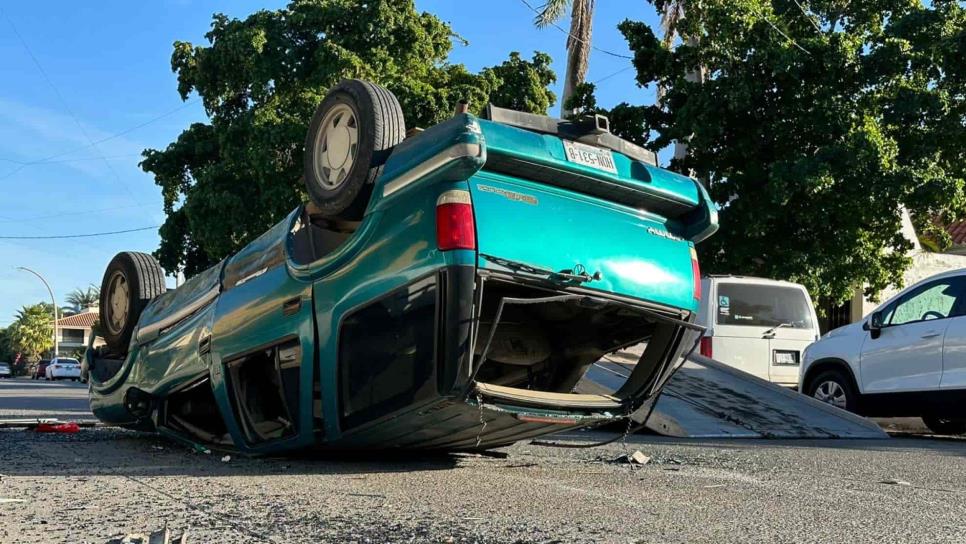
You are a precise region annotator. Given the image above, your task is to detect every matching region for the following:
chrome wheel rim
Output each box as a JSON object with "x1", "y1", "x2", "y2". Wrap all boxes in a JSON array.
[
  {"x1": 312, "y1": 103, "x2": 359, "y2": 190},
  {"x1": 813, "y1": 380, "x2": 847, "y2": 409},
  {"x1": 106, "y1": 270, "x2": 129, "y2": 335}
]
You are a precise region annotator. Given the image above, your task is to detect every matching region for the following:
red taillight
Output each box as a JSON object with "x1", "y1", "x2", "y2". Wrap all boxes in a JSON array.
[
  {"x1": 699, "y1": 337, "x2": 713, "y2": 358},
  {"x1": 690, "y1": 246, "x2": 701, "y2": 301},
  {"x1": 436, "y1": 191, "x2": 475, "y2": 251}
]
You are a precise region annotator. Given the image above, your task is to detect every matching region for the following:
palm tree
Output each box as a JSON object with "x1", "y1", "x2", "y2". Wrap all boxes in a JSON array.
[
  {"x1": 533, "y1": 0, "x2": 595, "y2": 117},
  {"x1": 657, "y1": 0, "x2": 704, "y2": 170},
  {"x1": 65, "y1": 285, "x2": 100, "y2": 312}
]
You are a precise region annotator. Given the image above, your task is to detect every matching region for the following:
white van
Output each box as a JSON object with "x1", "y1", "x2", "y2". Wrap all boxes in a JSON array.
[{"x1": 697, "y1": 276, "x2": 820, "y2": 387}]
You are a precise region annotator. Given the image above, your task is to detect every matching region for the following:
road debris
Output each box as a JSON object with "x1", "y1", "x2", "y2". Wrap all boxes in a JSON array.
[
  {"x1": 503, "y1": 462, "x2": 538, "y2": 469},
  {"x1": 106, "y1": 527, "x2": 188, "y2": 544},
  {"x1": 0, "y1": 418, "x2": 99, "y2": 429},
  {"x1": 190, "y1": 443, "x2": 211, "y2": 455},
  {"x1": 612, "y1": 450, "x2": 651, "y2": 465},
  {"x1": 221, "y1": 455, "x2": 231, "y2": 463},
  {"x1": 34, "y1": 422, "x2": 80, "y2": 433},
  {"x1": 0, "y1": 498, "x2": 25, "y2": 504},
  {"x1": 880, "y1": 478, "x2": 912, "y2": 486}
]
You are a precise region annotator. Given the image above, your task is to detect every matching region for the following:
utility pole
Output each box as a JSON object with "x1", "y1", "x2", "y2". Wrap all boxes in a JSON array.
[{"x1": 16, "y1": 266, "x2": 58, "y2": 358}]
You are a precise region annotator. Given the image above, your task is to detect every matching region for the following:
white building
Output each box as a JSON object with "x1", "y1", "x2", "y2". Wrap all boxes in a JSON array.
[{"x1": 55, "y1": 309, "x2": 103, "y2": 357}]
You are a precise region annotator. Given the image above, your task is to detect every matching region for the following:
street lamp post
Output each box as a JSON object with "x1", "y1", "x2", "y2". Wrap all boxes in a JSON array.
[{"x1": 16, "y1": 266, "x2": 59, "y2": 358}]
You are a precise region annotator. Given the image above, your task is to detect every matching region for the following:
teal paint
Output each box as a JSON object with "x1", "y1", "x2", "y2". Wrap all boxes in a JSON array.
[{"x1": 87, "y1": 110, "x2": 715, "y2": 453}]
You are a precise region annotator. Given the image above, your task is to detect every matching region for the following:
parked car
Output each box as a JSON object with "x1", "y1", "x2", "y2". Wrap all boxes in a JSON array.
[
  {"x1": 84, "y1": 79, "x2": 717, "y2": 454},
  {"x1": 32, "y1": 359, "x2": 51, "y2": 380},
  {"x1": 696, "y1": 276, "x2": 819, "y2": 387},
  {"x1": 0, "y1": 362, "x2": 11, "y2": 379},
  {"x1": 802, "y1": 268, "x2": 966, "y2": 434},
  {"x1": 46, "y1": 357, "x2": 82, "y2": 381}
]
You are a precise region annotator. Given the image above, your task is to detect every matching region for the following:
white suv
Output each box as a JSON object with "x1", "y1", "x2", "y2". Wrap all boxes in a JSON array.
[{"x1": 801, "y1": 268, "x2": 966, "y2": 434}]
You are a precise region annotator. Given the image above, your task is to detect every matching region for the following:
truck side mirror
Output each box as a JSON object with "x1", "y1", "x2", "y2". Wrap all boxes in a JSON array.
[{"x1": 869, "y1": 311, "x2": 883, "y2": 339}]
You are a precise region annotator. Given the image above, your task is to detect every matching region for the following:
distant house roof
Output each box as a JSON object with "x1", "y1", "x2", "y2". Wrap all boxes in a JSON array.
[
  {"x1": 947, "y1": 221, "x2": 966, "y2": 246},
  {"x1": 57, "y1": 311, "x2": 98, "y2": 329}
]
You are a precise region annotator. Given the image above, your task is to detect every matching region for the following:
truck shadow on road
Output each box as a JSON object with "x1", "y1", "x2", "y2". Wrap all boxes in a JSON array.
[
  {"x1": 2, "y1": 425, "x2": 965, "y2": 483},
  {"x1": 0, "y1": 426, "x2": 470, "y2": 478}
]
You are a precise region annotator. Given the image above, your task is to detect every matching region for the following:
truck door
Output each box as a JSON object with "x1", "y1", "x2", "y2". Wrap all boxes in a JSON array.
[{"x1": 210, "y1": 213, "x2": 317, "y2": 450}]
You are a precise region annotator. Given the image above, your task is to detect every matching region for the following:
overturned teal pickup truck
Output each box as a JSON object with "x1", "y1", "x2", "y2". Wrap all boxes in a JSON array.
[{"x1": 85, "y1": 79, "x2": 717, "y2": 454}]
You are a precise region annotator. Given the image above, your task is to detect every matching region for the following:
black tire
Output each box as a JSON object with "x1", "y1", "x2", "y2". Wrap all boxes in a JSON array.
[
  {"x1": 303, "y1": 79, "x2": 405, "y2": 220},
  {"x1": 922, "y1": 417, "x2": 966, "y2": 435},
  {"x1": 100, "y1": 252, "x2": 166, "y2": 353},
  {"x1": 805, "y1": 369, "x2": 858, "y2": 413}
]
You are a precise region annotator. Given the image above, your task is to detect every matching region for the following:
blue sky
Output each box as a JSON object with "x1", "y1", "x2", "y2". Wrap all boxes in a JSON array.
[{"x1": 0, "y1": 0, "x2": 662, "y2": 326}]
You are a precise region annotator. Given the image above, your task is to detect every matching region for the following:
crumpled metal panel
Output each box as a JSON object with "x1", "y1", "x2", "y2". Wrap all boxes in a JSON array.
[
  {"x1": 222, "y1": 209, "x2": 297, "y2": 290},
  {"x1": 137, "y1": 260, "x2": 224, "y2": 336}
]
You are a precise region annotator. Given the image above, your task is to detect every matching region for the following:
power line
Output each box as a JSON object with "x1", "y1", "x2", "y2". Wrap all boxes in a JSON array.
[
  {"x1": 0, "y1": 203, "x2": 146, "y2": 224},
  {"x1": 593, "y1": 64, "x2": 635, "y2": 84},
  {"x1": 0, "y1": 10, "x2": 149, "y2": 207},
  {"x1": 760, "y1": 12, "x2": 811, "y2": 55},
  {"x1": 0, "y1": 101, "x2": 197, "y2": 176},
  {"x1": 518, "y1": 0, "x2": 633, "y2": 60},
  {"x1": 0, "y1": 154, "x2": 142, "y2": 166},
  {"x1": 0, "y1": 226, "x2": 159, "y2": 239},
  {"x1": 792, "y1": 0, "x2": 823, "y2": 33}
]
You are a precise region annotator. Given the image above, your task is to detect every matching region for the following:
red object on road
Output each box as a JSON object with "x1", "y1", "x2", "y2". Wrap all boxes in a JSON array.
[{"x1": 34, "y1": 422, "x2": 80, "y2": 433}]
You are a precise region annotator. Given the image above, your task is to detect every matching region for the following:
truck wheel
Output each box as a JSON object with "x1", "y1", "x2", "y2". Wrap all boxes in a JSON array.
[
  {"x1": 303, "y1": 79, "x2": 405, "y2": 220},
  {"x1": 806, "y1": 369, "x2": 857, "y2": 412},
  {"x1": 922, "y1": 417, "x2": 966, "y2": 435},
  {"x1": 100, "y1": 252, "x2": 166, "y2": 353}
]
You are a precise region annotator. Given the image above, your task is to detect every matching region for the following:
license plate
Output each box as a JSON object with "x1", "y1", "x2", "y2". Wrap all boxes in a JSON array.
[
  {"x1": 773, "y1": 350, "x2": 800, "y2": 366},
  {"x1": 562, "y1": 140, "x2": 617, "y2": 174}
]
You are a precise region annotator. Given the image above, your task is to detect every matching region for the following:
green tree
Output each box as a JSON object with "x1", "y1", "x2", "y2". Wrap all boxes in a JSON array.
[
  {"x1": 142, "y1": 0, "x2": 557, "y2": 275},
  {"x1": 564, "y1": 82, "x2": 649, "y2": 147},
  {"x1": 9, "y1": 304, "x2": 54, "y2": 360},
  {"x1": 65, "y1": 285, "x2": 99, "y2": 312},
  {"x1": 612, "y1": 0, "x2": 966, "y2": 305},
  {"x1": 0, "y1": 327, "x2": 13, "y2": 362},
  {"x1": 483, "y1": 52, "x2": 557, "y2": 114}
]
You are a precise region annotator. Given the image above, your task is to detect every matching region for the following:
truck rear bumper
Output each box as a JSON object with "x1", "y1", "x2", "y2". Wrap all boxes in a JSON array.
[{"x1": 466, "y1": 277, "x2": 702, "y2": 421}]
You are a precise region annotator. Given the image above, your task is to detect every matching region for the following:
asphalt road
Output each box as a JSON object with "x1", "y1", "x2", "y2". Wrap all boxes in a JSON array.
[
  {"x1": 1, "y1": 378, "x2": 965, "y2": 543},
  {"x1": 0, "y1": 376, "x2": 93, "y2": 422}
]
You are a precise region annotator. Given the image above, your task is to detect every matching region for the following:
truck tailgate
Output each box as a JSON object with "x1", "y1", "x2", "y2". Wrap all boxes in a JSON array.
[{"x1": 469, "y1": 171, "x2": 698, "y2": 313}]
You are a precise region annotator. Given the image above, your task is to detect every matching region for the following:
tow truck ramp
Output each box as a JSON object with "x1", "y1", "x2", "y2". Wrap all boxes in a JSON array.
[{"x1": 580, "y1": 353, "x2": 887, "y2": 439}]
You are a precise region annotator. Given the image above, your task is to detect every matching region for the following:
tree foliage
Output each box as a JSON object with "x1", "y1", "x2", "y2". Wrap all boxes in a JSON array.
[
  {"x1": 613, "y1": 0, "x2": 966, "y2": 305},
  {"x1": 0, "y1": 327, "x2": 13, "y2": 362},
  {"x1": 8, "y1": 304, "x2": 54, "y2": 360},
  {"x1": 564, "y1": 82, "x2": 649, "y2": 147},
  {"x1": 142, "y1": 0, "x2": 557, "y2": 275},
  {"x1": 483, "y1": 52, "x2": 557, "y2": 114}
]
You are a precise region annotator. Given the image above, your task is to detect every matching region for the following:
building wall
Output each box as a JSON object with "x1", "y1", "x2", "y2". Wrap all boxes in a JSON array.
[{"x1": 55, "y1": 326, "x2": 104, "y2": 357}]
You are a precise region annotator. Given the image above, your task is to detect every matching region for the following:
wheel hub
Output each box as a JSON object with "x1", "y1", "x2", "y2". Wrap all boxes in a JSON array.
[
  {"x1": 107, "y1": 271, "x2": 129, "y2": 334},
  {"x1": 813, "y1": 380, "x2": 847, "y2": 409},
  {"x1": 313, "y1": 103, "x2": 359, "y2": 190}
]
